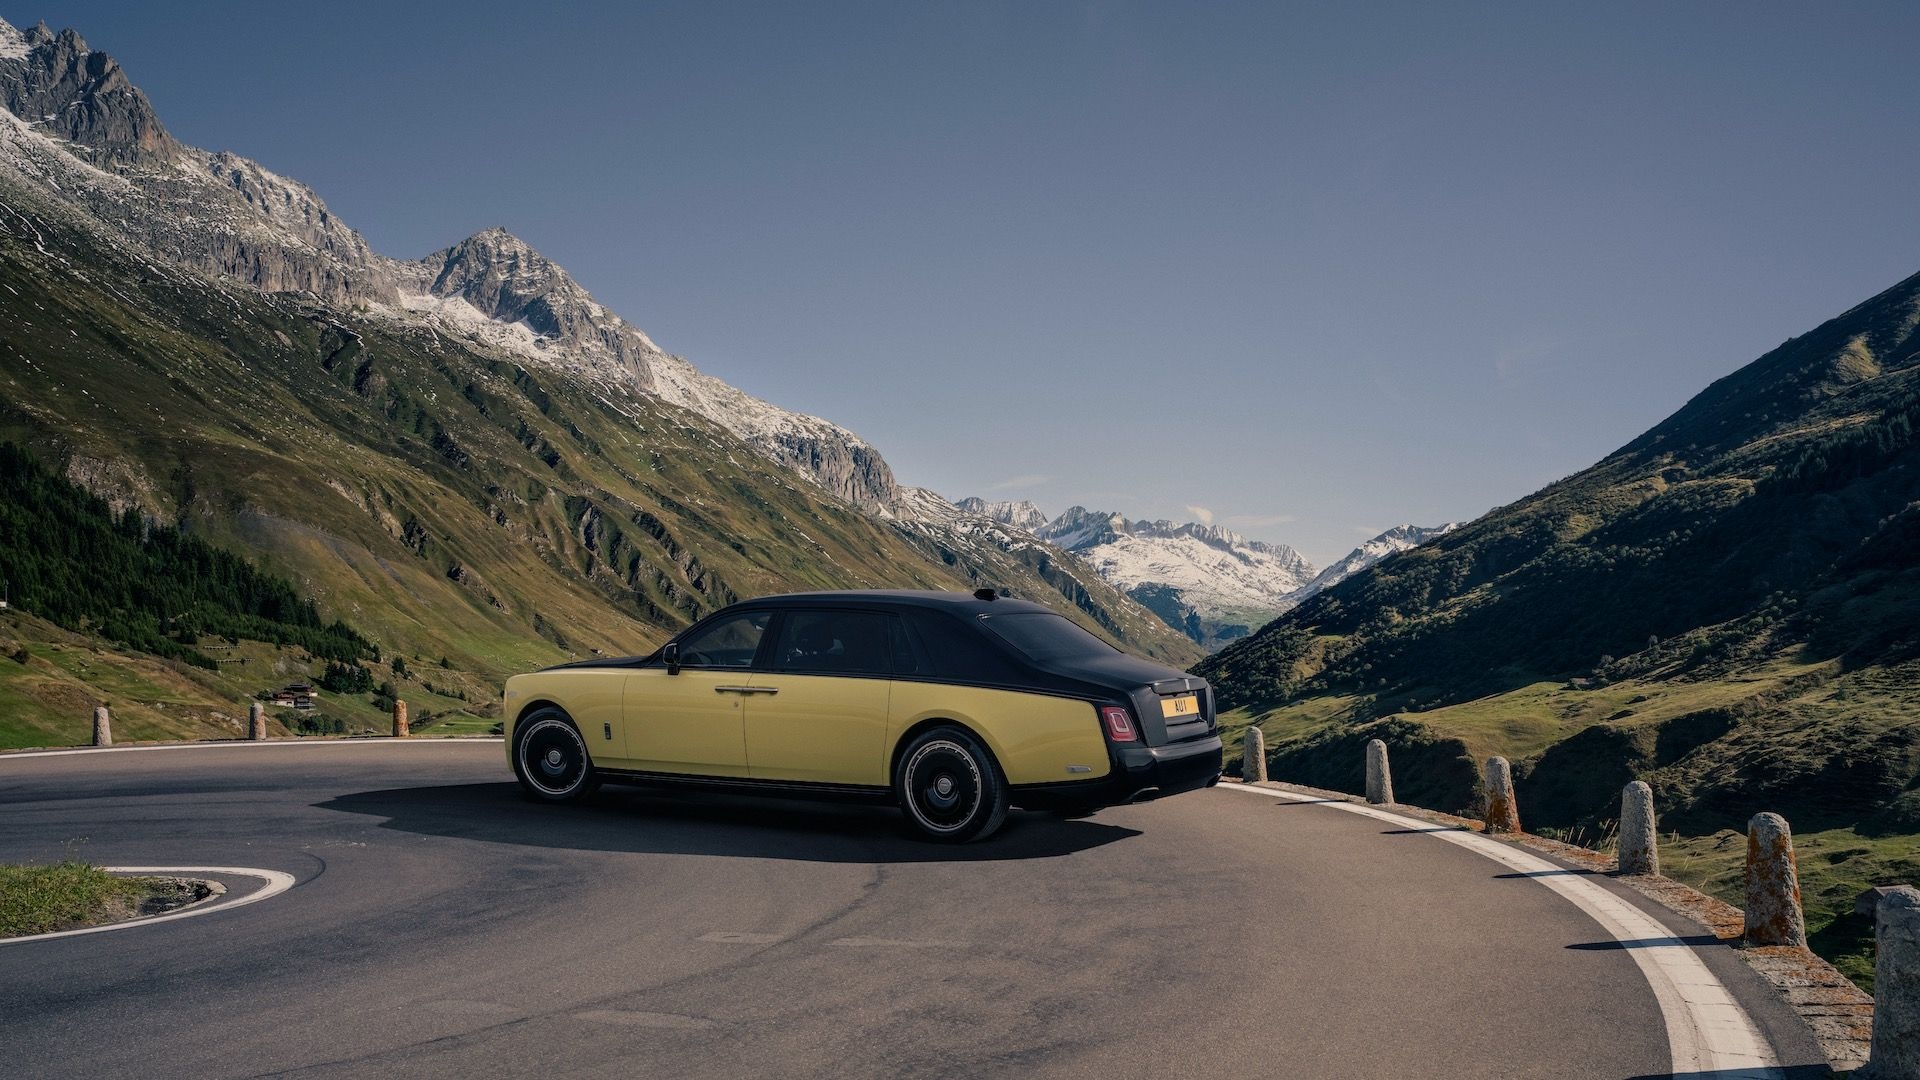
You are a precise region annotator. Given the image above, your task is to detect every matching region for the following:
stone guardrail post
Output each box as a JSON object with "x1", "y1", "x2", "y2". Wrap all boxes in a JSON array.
[
  {"x1": 1242, "y1": 726, "x2": 1266, "y2": 783},
  {"x1": 249, "y1": 701, "x2": 268, "y2": 741},
  {"x1": 1869, "y1": 885, "x2": 1920, "y2": 1078},
  {"x1": 1618, "y1": 781, "x2": 1658, "y2": 875},
  {"x1": 1743, "y1": 812, "x2": 1807, "y2": 948},
  {"x1": 1365, "y1": 739, "x2": 1394, "y2": 805},
  {"x1": 92, "y1": 705, "x2": 112, "y2": 747},
  {"x1": 392, "y1": 699, "x2": 409, "y2": 738},
  {"x1": 1483, "y1": 756, "x2": 1520, "y2": 833}
]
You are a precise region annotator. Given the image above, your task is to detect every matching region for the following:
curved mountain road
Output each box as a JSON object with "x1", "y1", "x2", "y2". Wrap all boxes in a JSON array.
[{"x1": 0, "y1": 742, "x2": 1827, "y2": 1078}]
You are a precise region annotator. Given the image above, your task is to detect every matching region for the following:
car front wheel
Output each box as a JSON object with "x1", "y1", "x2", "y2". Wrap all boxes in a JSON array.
[
  {"x1": 512, "y1": 708, "x2": 598, "y2": 803},
  {"x1": 895, "y1": 726, "x2": 1009, "y2": 843}
]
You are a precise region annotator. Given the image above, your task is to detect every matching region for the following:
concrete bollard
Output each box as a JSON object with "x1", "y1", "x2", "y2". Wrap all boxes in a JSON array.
[
  {"x1": 92, "y1": 705, "x2": 112, "y2": 747},
  {"x1": 1365, "y1": 739, "x2": 1394, "y2": 805},
  {"x1": 249, "y1": 701, "x2": 268, "y2": 741},
  {"x1": 1618, "y1": 781, "x2": 1659, "y2": 876},
  {"x1": 1483, "y1": 756, "x2": 1520, "y2": 833},
  {"x1": 1869, "y1": 886, "x2": 1920, "y2": 1078},
  {"x1": 1743, "y1": 812, "x2": 1808, "y2": 948},
  {"x1": 392, "y1": 699, "x2": 409, "y2": 738},
  {"x1": 1242, "y1": 726, "x2": 1266, "y2": 783}
]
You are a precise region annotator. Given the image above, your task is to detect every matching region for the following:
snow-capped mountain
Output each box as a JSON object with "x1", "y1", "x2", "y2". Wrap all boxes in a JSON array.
[
  {"x1": 963, "y1": 502, "x2": 1459, "y2": 649},
  {"x1": 0, "y1": 18, "x2": 905, "y2": 512},
  {"x1": 961, "y1": 502, "x2": 1317, "y2": 648},
  {"x1": 1302, "y1": 523, "x2": 1460, "y2": 596}
]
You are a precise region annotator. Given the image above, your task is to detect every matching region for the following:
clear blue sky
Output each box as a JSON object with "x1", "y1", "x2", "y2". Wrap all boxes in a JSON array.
[{"x1": 21, "y1": 2, "x2": 1920, "y2": 565}]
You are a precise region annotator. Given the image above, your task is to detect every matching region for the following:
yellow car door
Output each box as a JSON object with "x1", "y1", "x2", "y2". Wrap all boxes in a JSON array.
[
  {"x1": 745, "y1": 609, "x2": 893, "y2": 786},
  {"x1": 621, "y1": 609, "x2": 769, "y2": 778}
]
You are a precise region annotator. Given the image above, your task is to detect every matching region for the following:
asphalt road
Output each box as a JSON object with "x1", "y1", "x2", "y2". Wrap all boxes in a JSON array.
[{"x1": 0, "y1": 742, "x2": 1829, "y2": 1079}]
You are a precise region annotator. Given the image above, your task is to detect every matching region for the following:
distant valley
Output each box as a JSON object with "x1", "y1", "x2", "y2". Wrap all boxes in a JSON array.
[{"x1": 958, "y1": 498, "x2": 1453, "y2": 649}]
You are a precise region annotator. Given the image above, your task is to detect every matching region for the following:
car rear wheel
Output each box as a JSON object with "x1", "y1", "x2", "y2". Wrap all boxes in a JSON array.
[
  {"x1": 512, "y1": 708, "x2": 598, "y2": 803},
  {"x1": 895, "y1": 726, "x2": 1009, "y2": 843}
]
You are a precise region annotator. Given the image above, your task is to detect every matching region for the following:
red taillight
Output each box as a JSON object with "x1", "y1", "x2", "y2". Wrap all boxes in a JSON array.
[{"x1": 1098, "y1": 705, "x2": 1138, "y2": 742}]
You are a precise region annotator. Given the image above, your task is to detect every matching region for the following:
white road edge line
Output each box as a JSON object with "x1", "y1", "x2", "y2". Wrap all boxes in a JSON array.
[
  {"x1": 0, "y1": 867, "x2": 296, "y2": 948},
  {"x1": 1219, "y1": 783, "x2": 1783, "y2": 1079},
  {"x1": 0, "y1": 738, "x2": 504, "y2": 761}
]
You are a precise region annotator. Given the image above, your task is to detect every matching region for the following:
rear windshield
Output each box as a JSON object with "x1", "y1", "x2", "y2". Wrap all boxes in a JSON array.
[{"x1": 980, "y1": 612, "x2": 1118, "y2": 664}]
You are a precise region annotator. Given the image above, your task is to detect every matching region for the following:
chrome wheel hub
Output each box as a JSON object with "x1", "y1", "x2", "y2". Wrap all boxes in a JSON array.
[{"x1": 902, "y1": 739, "x2": 983, "y2": 834}]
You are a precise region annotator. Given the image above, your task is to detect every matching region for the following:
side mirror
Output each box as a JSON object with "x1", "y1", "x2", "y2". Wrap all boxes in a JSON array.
[{"x1": 662, "y1": 642, "x2": 681, "y2": 675}]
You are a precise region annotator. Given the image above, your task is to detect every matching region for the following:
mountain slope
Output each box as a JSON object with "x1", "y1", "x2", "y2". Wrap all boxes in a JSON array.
[
  {"x1": 1203, "y1": 271, "x2": 1920, "y2": 719},
  {"x1": 1199, "y1": 268, "x2": 1920, "y2": 986},
  {"x1": 0, "y1": 15, "x2": 1196, "y2": 747},
  {"x1": 1298, "y1": 523, "x2": 1458, "y2": 597}
]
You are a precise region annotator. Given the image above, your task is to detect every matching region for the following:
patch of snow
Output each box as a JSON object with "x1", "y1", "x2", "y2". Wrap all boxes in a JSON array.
[
  {"x1": 391, "y1": 290, "x2": 548, "y2": 353},
  {"x1": 0, "y1": 18, "x2": 27, "y2": 61}
]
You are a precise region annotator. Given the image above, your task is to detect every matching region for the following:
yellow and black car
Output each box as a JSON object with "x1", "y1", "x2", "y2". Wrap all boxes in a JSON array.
[{"x1": 502, "y1": 590, "x2": 1223, "y2": 841}]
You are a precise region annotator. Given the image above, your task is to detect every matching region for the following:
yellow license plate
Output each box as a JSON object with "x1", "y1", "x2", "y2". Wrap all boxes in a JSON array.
[{"x1": 1161, "y1": 694, "x2": 1200, "y2": 719}]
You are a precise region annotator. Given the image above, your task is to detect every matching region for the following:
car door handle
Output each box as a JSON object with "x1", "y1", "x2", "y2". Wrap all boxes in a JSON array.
[{"x1": 714, "y1": 686, "x2": 779, "y2": 695}]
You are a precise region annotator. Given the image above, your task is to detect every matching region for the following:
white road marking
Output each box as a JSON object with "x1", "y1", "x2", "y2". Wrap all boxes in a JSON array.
[
  {"x1": 1219, "y1": 783, "x2": 1782, "y2": 1078},
  {"x1": 0, "y1": 867, "x2": 297, "y2": 947},
  {"x1": 0, "y1": 738, "x2": 503, "y2": 761}
]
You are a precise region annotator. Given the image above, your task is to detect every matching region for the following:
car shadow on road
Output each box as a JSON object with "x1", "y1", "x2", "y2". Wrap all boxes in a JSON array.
[{"x1": 316, "y1": 782, "x2": 1142, "y2": 863}]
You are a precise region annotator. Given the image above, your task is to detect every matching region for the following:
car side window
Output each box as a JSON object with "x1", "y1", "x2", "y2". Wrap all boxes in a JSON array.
[
  {"x1": 889, "y1": 616, "x2": 924, "y2": 676},
  {"x1": 902, "y1": 611, "x2": 1024, "y2": 683},
  {"x1": 677, "y1": 611, "x2": 771, "y2": 669},
  {"x1": 771, "y1": 610, "x2": 892, "y2": 675}
]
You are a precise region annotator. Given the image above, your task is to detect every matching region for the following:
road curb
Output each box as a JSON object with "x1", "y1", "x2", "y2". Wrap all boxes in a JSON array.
[{"x1": 0, "y1": 867, "x2": 296, "y2": 947}]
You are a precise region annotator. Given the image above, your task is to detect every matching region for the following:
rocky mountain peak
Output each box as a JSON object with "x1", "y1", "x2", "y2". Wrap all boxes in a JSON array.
[
  {"x1": 1032, "y1": 505, "x2": 1124, "y2": 547},
  {"x1": 469, "y1": 225, "x2": 532, "y2": 250},
  {"x1": 403, "y1": 228, "x2": 662, "y2": 393},
  {"x1": 954, "y1": 498, "x2": 1050, "y2": 532},
  {"x1": 0, "y1": 19, "x2": 177, "y2": 164}
]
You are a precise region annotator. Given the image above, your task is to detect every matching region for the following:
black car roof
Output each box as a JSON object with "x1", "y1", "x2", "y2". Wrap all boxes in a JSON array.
[
  {"x1": 537, "y1": 592, "x2": 1074, "y2": 672},
  {"x1": 729, "y1": 590, "x2": 1055, "y2": 618}
]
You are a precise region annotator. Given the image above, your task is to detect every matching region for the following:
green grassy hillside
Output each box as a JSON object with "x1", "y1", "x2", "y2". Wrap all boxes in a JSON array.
[
  {"x1": 1202, "y1": 269, "x2": 1920, "y2": 986},
  {"x1": 0, "y1": 442, "x2": 370, "y2": 667},
  {"x1": 0, "y1": 444, "x2": 501, "y2": 745},
  {"x1": 0, "y1": 176, "x2": 1194, "y2": 748}
]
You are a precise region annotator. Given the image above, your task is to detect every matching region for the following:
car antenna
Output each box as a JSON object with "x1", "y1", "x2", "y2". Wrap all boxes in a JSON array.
[{"x1": 973, "y1": 587, "x2": 998, "y2": 601}]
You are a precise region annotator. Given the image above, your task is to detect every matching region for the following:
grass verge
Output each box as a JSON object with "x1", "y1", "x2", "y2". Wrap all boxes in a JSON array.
[{"x1": 0, "y1": 862, "x2": 192, "y2": 937}]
